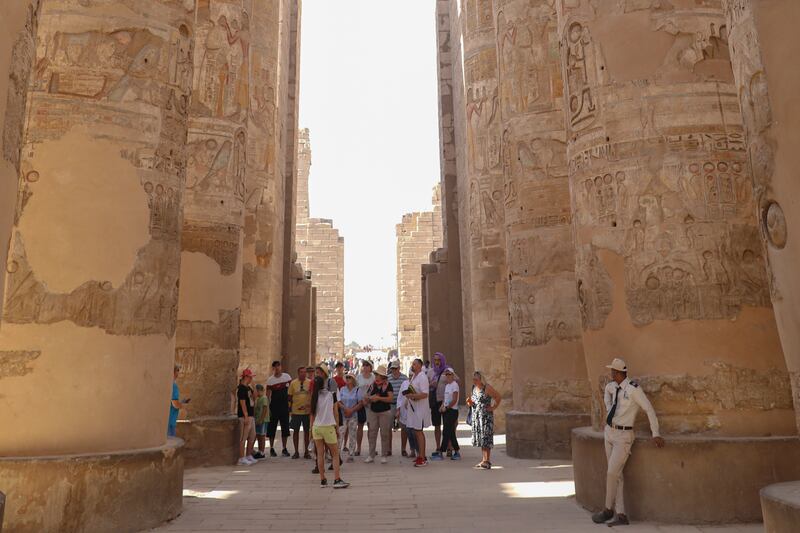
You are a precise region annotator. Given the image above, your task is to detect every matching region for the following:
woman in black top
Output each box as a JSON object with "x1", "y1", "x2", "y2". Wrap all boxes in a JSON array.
[{"x1": 363, "y1": 365, "x2": 393, "y2": 464}]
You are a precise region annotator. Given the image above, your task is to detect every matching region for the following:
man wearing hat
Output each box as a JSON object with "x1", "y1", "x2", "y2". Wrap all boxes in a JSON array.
[
  {"x1": 593, "y1": 358, "x2": 665, "y2": 526},
  {"x1": 363, "y1": 365, "x2": 394, "y2": 464},
  {"x1": 387, "y1": 361, "x2": 408, "y2": 456}
]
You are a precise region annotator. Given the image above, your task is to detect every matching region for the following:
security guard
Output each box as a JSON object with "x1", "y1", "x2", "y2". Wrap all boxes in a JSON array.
[{"x1": 592, "y1": 358, "x2": 665, "y2": 527}]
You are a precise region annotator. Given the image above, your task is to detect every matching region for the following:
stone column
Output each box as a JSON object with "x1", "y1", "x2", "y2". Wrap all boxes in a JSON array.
[
  {"x1": 724, "y1": 0, "x2": 800, "y2": 433},
  {"x1": 173, "y1": 0, "x2": 250, "y2": 468},
  {"x1": 557, "y1": 0, "x2": 800, "y2": 522},
  {"x1": 285, "y1": 259, "x2": 314, "y2": 374},
  {"x1": 434, "y1": 0, "x2": 466, "y2": 387},
  {"x1": 459, "y1": 0, "x2": 513, "y2": 428},
  {"x1": 494, "y1": 0, "x2": 591, "y2": 459},
  {"x1": 240, "y1": 0, "x2": 288, "y2": 376},
  {"x1": 0, "y1": 1, "x2": 191, "y2": 530}
]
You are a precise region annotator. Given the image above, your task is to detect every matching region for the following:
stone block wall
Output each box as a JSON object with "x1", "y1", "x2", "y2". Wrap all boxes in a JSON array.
[
  {"x1": 295, "y1": 129, "x2": 345, "y2": 360},
  {"x1": 396, "y1": 186, "x2": 443, "y2": 358}
]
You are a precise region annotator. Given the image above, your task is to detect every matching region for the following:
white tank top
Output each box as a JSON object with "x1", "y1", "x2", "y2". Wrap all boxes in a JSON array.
[{"x1": 314, "y1": 390, "x2": 336, "y2": 426}]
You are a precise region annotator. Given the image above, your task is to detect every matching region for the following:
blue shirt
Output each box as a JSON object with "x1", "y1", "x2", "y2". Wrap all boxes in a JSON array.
[
  {"x1": 339, "y1": 386, "x2": 362, "y2": 417},
  {"x1": 168, "y1": 381, "x2": 180, "y2": 427}
]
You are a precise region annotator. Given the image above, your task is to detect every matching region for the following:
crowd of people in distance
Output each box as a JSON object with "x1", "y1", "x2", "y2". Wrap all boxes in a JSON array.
[{"x1": 171, "y1": 352, "x2": 503, "y2": 488}]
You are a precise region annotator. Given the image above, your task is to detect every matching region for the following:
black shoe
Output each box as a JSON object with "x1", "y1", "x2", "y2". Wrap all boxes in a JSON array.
[
  {"x1": 333, "y1": 478, "x2": 350, "y2": 489},
  {"x1": 270, "y1": 449, "x2": 277, "y2": 457},
  {"x1": 592, "y1": 509, "x2": 615, "y2": 524},
  {"x1": 607, "y1": 514, "x2": 629, "y2": 527},
  {"x1": 281, "y1": 449, "x2": 290, "y2": 457},
  {"x1": 292, "y1": 452, "x2": 300, "y2": 459},
  {"x1": 303, "y1": 452, "x2": 312, "y2": 460},
  {"x1": 312, "y1": 466, "x2": 319, "y2": 474},
  {"x1": 320, "y1": 478, "x2": 328, "y2": 488},
  {"x1": 252, "y1": 452, "x2": 265, "y2": 460}
]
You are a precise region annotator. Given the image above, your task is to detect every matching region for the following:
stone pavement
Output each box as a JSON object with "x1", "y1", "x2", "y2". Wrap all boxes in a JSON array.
[{"x1": 150, "y1": 426, "x2": 762, "y2": 533}]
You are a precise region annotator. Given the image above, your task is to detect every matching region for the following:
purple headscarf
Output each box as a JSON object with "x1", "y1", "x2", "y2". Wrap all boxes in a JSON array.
[{"x1": 432, "y1": 352, "x2": 447, "y2": 380}]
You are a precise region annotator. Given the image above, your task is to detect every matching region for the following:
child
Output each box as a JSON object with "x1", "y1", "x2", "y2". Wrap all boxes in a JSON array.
[
  {"x1": 254, "y1": 384, "x2": 270, "y2": 459},
  {"x1": 311, "y1": 376, "x2": 350, "y2": 489},
  {"x1": 397, "y1": 377, "x2": 418, "y2": 458}
]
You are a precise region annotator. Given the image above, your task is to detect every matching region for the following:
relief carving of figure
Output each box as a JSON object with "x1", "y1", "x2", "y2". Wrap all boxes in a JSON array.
[{"x1": 564, "y1": 21, "x2": 597, "y2": 132}]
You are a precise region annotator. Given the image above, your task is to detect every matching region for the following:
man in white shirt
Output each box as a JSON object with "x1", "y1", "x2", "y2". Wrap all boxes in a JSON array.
[
  {"x1": 593, "y1": 358, "x2": 665, "y2": 526},
  {"x1": 404, "y1": 358, "x2": 432, "y2": 467},
  {"x1": 355, "y1": 360, "x2": 375, "y2": 456}
]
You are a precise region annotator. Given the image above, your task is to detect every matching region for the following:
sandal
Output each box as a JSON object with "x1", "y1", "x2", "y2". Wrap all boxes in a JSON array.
[
  {"x1": 474, "y1": 462, "x2": 485, "y2": 468},
  {"x1": 481, "y1": 462, "x2": 492, "y2": 469}
]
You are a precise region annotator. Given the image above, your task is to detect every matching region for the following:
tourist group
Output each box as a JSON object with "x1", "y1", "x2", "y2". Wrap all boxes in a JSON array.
[{"x1": 170, "y1": 353, "x2": 502, "y2": 489}]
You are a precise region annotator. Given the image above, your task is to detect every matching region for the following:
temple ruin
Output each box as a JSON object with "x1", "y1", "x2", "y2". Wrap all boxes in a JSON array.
[
  {"x1": 396, "y1": 186, "x2": 443, "y2": 359},
  {"x1": 1, "y1": 0, "x2": 800, "y2": 531},
  {"x1": 295, "y1": 128, "x2": 345, "y2": 360}
]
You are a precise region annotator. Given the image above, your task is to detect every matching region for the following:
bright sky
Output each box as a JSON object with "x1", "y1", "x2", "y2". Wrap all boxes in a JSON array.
[{"x1": 299, "y1": 1, "x2": 441, "y2": 348}]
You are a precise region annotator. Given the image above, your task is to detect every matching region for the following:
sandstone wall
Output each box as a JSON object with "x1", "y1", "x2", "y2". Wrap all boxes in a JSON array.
[
  {"x1": 0, "y1": 1, "x2": 39, "y2": 321},
  {"x1": 458, "y1": 0, "x2": 513, "y2": 425},
  {"x1": 0, "y1": 0, "x2": 195, "y2": 455},
  {"x1": 295, "y1": 129, "x2": 345, "y2": 360},
  {"x1": 494, "y1": 0, "x2": 590, "y2": 417},
  {"x1": 239, "y1": 0, "x2": 293, "y2": 376},
  {"x1": 724, "y1": 0, "x2": 800, "y2": 432},
  {"x1": 433, "y1": 0, "x2": 466, "y2": 384},
  {"x1": 396, "y1": 187, "x2": 443, "y2": 358},
  {"x1": 556, "y1": 0, "x2": 793, "y2": 436}
]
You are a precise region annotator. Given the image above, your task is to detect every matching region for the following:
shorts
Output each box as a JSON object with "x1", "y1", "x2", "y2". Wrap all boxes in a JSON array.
[
  {"x1": 255, "y1": 422, "x2": 268, "y2": 436},
  {"x1": 357, "y1": 408, "x2": 367, "y2": 424},
  {"x1": 238, "y1": 417, "x2": 255, "y2": 444},
  {"x1": 290, "y1": 414, "x2": 310, "y2": 432},
  {"x1": 312, "y1": 424, "x2": 338, "y2": 445},
  {"x1": 267, "y1": 407, "x2": 290, "y2": 439},
  {"x1": 430, "y1": 399, "x2": 443, "y2": 426}
]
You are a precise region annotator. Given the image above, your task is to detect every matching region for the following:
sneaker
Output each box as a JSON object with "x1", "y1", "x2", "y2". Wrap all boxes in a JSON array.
[
  {"x1": 281, "y1": 449, "x2": 290, "y2": 457},
  {"x1": 333, "y1": 478, "x2": 350, "y2": 489},
  {"x1": 364, "y1": 456, "x2": 374, "y2": 463},
  {"x1": 312, "y1": 466, "x2": 319, "y2": 474},
  {"x1": 380, "y1": 456, "x2": 388, "y2": 464},
  {"x1": 320, "y1": 478, "x2": 328, "y2": 488},
  {"x1": 270, "y1": 449, "x2": 277, "y2": 457},
  {"x1": 252, "y1": 452, "x2": 265, "y2": 460},
  {"x1": 607, "y1": 514, "x2": 630, "y2": 527},
  {"x1": 246, "y1": 455, "x2": 257, "y2": 464},
  {"x1": 303, "y1": 452, "x2": 312, "y2": 460},
  {"x1": 430, "y1": 453, "x2": 444, "y2": 461},
  {"x1": 592, "y1": 509, "x2": 614, "y2": 524},
  {"x1": 414, "y1": 457, "x2": 428, "y2": 467},
  {"x1": 451, "y1": 452, "x2": 461, "y2": 460},
  {"x1": 292, "y1": 452, "x2": 300, "y2": 459},
  {"x1": 480, "y1": 461, "x2": 492, "y2": 469},
  {"x1": 236, "y1": 457, "x2": 250, "y2": 466}
]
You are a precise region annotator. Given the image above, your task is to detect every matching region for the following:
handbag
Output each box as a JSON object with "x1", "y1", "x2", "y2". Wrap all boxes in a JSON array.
[{"x1": 466, "y1": 405, "x2": 473, "y2": 426}]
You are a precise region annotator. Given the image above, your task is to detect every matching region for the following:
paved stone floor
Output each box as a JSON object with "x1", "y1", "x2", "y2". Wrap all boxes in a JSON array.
[{"x1": 150, "y1": 426, "x2": 762, "y2": 533}]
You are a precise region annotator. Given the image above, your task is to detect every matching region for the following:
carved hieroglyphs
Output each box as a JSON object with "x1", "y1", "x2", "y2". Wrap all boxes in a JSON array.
[
  {"x1": 557, "y1": 0, "x2": 793, "y2": 435},
  {"x1": 494, "y1": 0, "x2": 590, "y2": 418}
]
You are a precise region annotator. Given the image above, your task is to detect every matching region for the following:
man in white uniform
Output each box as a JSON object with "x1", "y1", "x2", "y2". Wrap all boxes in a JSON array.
[{"x1": 592, "y1": 358, "x2": 665, "y2": 527}]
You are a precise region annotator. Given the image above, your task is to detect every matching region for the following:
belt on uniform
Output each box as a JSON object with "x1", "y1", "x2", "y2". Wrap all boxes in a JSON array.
[{"x1": 608, "y1": 424, "x2": 633, "y2": 431}]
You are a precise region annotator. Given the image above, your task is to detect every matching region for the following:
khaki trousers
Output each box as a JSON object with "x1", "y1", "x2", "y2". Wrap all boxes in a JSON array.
[
  {"x1": 366, "y1": 408, "x2": 392, "y2": 458},
  {"x1": 604, "y1": 426, "x2": 635, "y2": 514}
]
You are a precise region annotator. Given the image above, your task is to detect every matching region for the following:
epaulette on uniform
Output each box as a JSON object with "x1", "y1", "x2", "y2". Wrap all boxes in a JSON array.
[{"x1": 629, "y1": 380, "x2": 639, "y2": 388}]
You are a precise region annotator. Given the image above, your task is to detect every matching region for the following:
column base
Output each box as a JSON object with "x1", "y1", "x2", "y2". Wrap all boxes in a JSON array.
[
  {"x1": 506, "y1": 411, "x2": 591, "y2": 459},
  {"x1": 176, "y1": 416, "x2": 239, "y2": 468},
  {"x1": 0, "y1": 438, "x2": 183, "y2": 533},
  {"x1": 572, "y1": 427, "x2": 800, "y2": 524},
  {"x1": 762, "y1": 481, "x2": 800, "y2": 533}
]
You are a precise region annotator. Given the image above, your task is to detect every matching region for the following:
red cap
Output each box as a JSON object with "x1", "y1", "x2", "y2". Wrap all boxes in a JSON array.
[{"x1": 241, "y1": 368, "x2": 254, "y2": 378}]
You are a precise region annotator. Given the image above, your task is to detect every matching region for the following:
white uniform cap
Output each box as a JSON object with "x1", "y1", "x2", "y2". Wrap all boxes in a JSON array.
[{"x1": 605, "y1": 358, "x2": 627, "y2": 372}]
